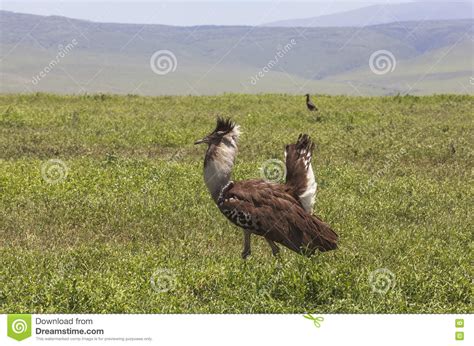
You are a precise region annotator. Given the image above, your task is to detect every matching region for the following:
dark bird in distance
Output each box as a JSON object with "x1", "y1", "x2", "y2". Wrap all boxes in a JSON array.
[
  {"x1": 195, "y1": 117, "x2": 338, "y2": 258},
  {"x1": 305, "y1": 94, "x2": 318, "y2": 111}
]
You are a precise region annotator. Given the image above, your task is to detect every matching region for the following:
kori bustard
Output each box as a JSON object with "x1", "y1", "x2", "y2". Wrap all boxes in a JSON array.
[{"x1": 195, "y1": 118, "x2": 338, "y2": 258}]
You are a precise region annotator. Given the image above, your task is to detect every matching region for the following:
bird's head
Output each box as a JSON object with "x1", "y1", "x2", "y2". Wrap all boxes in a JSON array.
[
  {"x1": 194, "y1": 117, "x2": 240, "y2": 148},
  {"x1": 305, "y1": 93, "x2": 310, "y2": 97}
]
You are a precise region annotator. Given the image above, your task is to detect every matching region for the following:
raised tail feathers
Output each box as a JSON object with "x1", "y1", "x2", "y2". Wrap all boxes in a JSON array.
[{"x1": 285, "y1": 134, "x2": 317, "y2": 213}]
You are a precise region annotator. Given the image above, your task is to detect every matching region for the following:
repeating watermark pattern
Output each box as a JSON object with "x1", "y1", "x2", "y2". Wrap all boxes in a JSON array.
[
  {"x1": 150, "y1": 50, "x2": 178, "y2": 75},
  {"x1": 31, "y1": 39, "x2": 78, "y2": 85},
  {"x1": 369, "y1": 50, "x2": 397, "y2": 75},
  {"x1": 41, "y1": 159, "x2": 69, "y2": 184},
  {"x1": 250, "y1": 38, "x2": 297, "y2": 85},
  {"x1": 141, "y1": 182, "x2": 160, "y2": 210},
  {"x1": 303, "y1": 314, "x2": 324, "y2": 328},
  {"x1": 150, "y1": 268, "x2": 177, "y2": 293},
  {"x1": 369, "y1": 268, "x2": 396, "y2": 294},
  {"x1": 169, "y1": 148, "x2": 186, "y2": 162},
  {"x1": 260, "y1": 159, "x2": 286, "y2": 183},
  {"x1": 57, "y1": 258, "x2": 76, "y2": 278},
  {"x1": 258, "y1": 266, "x2": 284, "y2": 296},
  {"x1": 359, "y1": 148, "x2": 407, "y2": 194},
  {"x1": 194, "y1": 189, "x2": 215, "y2": 221}
]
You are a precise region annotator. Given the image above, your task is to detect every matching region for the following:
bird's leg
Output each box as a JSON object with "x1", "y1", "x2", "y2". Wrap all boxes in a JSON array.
[
  {"x1": 265, "y1": 238, "x2": 280, "y2": 256},
  {"x1": 241, "y1": 230, "x2": 251, "y2": 259}
]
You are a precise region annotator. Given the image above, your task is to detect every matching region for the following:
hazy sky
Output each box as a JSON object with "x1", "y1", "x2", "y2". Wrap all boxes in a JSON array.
[
  {"x1": 1, "y1": 0, "x2": 419, "y2": 26},
  {"x1": 1, "y1": 1, "x2": 471, "y2": 25}
]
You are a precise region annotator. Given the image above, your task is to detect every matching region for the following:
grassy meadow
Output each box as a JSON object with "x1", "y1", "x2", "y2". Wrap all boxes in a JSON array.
[{"x1": 0, "y1": 93, "x2": 472, "y2": 313}]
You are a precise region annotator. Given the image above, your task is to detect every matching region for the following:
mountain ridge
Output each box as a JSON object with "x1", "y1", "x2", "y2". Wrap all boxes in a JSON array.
[
  {"x1": 1, "y1": 10, "x2": 472, "y2": 95},
  {"x1": 264, "y1": 1, "x2": 473, "y2": 28}
]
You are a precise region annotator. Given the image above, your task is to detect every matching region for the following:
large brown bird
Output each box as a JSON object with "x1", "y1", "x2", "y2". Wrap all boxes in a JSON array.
[{"x1": 195, "y1": 118, "x2": 337, "y2": 258}]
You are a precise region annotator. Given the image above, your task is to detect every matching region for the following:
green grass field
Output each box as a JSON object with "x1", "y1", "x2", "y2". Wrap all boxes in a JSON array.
[{"x1": 0, "y1": 93, "x2": 472, "y2": 313}]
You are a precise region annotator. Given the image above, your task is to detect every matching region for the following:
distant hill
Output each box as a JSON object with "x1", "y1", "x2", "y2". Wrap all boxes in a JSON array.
[
  {"x1": 0, "y1": 10, "x2": 472, "y2": 95},
  {"x1": 264, "y1": 2, "x2": 473, "y2": 28}
]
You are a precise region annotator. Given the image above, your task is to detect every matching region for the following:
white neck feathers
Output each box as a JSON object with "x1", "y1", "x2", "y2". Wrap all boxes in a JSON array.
[{"x1": 204, "y1": 127, "x2": 240, "y2": 203}]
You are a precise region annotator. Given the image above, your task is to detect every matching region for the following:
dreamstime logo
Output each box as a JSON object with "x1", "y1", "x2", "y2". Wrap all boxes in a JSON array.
[
  {"x1": 57, "y1": 258, "x2": 76, "y2": 278},
  {"x1": 31, "y1": 38, "x2": 78, "y2": 85},
  {"x1": 260, "y1": 159, "x2": 286, "y2": 183},
  {"x1": 150, "y1": 268, "x2": 177, "y2": 293},
  {"x1": 258, "y1": 267, "x2": 284, "y2": 296},
  {"x1": 369, "y1": 268, "x2": 396, "y2": 294},
  {"x1": 150, "y1": 50, "x2": 178, "y2": 75},
  {"x1": 169, "y1": 148, "x2": 186, "y2": 162},
  {"x1": 140, "y1": 182, "x2": 160, "y2": 209},
  {"x1": 470, "y1": 76, "x2": 474, "y2": 85},
  {"x1": 7, "y1": 314, "x2": 32, "y2": 341},
  {"x1": 41, "y1": 159, "x2": 69, "y2": 184},
  {"x1": 194, "y1": 189, "x2": 217, "y2": 223},
  {"x1": 250, "y1": 38, "x2": 297, "y2": 85},
  {"x1": 12, "y1": 319, "x2": 28, "y2": 334},
  {"x1": 369, "y1": 50, "x2": 396, "y2": 75}
]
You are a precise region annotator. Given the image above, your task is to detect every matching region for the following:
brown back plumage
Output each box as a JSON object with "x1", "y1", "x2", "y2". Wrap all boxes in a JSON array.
[{"x1": 218, "y1": 180, "x2": 338, "y2": 256}]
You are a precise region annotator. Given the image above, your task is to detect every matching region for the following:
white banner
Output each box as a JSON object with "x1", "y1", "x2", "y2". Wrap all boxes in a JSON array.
[{"x1": 1, "y1": 314, "x2": 471, "y2": 345}]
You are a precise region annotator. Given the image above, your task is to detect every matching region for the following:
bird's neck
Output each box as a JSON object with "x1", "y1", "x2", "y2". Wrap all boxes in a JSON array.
[
  {"x1": 204, "y1": 142, "x2": 237, "y2": 203},
  {"x1": 306, "y1": 95, "x2": 310, "y2": 102}
]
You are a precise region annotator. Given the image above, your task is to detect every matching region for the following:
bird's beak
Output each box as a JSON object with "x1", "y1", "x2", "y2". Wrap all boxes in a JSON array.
[{"x1": 194, "y1": 137, "x2": 208, "y2": 145}]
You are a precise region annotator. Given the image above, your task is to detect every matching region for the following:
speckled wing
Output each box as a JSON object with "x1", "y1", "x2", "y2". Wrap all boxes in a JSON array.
[{"x1": 217, "y1": 180, "x2": 337, "y2": 255}]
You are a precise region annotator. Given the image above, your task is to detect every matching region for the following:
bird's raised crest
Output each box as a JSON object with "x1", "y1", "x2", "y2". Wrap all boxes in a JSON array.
[
  {"x1": 212, "y1": 116, "x2": 241, "y2": 143},
  {"x1": 214, "y1": 117, "x2": 235, "y2": 134}
]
